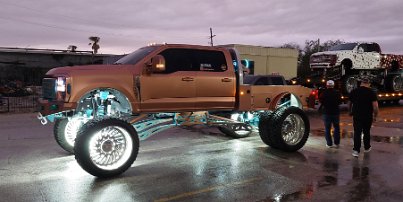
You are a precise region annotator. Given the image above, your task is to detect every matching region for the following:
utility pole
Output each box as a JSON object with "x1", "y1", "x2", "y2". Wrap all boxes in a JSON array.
[{"x1": 209, "y1": 28, "x2": 216, "y2": 46}]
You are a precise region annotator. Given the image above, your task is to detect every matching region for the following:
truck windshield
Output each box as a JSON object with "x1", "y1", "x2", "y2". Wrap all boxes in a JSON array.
[
  {"x1": 114, "y1": 46, "x2": 159, "y2": 65},
  {"x1": 329, "y1": 43, "x2": 357, "y2": 51}
]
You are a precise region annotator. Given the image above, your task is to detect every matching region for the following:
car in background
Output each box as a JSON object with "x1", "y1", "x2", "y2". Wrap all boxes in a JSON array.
[{"x1": 243, "y1": 74, "x2": 288, "y2": 85}]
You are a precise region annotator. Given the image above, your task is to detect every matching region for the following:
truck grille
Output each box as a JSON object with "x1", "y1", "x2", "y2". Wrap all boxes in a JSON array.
[{"x1": 42, "y1": 78, "x2": 57, "y2": 100}]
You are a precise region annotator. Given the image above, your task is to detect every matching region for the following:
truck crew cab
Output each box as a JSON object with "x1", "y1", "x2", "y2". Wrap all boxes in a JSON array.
[{"x1": 37, "y1": 44, "x2": 313, "y2": 177}]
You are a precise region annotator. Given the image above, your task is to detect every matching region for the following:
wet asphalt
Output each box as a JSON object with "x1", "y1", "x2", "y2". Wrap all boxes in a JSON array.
[{"x1": 0, "y1": 102, "x2": 402, "y2": 202}]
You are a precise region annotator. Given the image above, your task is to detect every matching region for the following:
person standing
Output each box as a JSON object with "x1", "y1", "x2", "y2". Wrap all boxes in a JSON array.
[
  {"x1": 349, "y1": 78, "x2": 379, "y2": 157},
  {"x1": 319, "y1": 80, "x2": 342, "y2": 148}
]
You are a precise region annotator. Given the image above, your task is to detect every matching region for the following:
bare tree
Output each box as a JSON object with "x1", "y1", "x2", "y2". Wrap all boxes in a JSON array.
[{"x1": 88, "y1": 36, "x2": 100, "y2": 54}]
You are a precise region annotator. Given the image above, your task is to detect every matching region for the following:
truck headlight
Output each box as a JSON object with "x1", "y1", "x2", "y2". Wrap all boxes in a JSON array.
[
  {"x1": 56, "y1": 76, "x2": 67, "y2": 101},
  {"x1": 56, "y1": 77, "x2": 66, "y2": 92}
]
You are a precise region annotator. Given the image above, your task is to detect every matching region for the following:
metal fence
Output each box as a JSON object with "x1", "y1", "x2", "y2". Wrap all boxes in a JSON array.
[{"x1": 0, "y1": 95, "x2": 39, "y2": 113}]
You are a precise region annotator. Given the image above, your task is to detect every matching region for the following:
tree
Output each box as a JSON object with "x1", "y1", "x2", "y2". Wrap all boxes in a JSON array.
[{"x1": 88, "y1": 36, "x2": 100, "y2": 54}]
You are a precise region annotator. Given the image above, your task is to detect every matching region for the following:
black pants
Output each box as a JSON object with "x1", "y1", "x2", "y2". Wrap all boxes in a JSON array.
[{"x1": 353, "y1": 117, "x2": 372, "y2": 152}]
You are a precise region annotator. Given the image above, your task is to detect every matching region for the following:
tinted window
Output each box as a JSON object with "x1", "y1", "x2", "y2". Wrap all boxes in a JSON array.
[
  {"x1": 243, "y1": 75, "x2": 256, "y2": 84},
  {"x1": 157, "y1": 48, "x2": 227, "y2": 73},
  {"x1": 159, "y1": 49, "x2": 195, "y2": 73},
  {"x1": 367, "y1": 44, "x2": 381, "y2": 52},
  {"x1": 270, "y1": 77, "x2": 286, "y2": 85},
  {"x1": 195, "y1": 50, "x2": 227, "y2": 72},
  {"x1": 329, "y1": 43, "x2": 357, "y2": 51},
  {"x1": 254, "y1": 77, "x2": 268, "y2": 85}
]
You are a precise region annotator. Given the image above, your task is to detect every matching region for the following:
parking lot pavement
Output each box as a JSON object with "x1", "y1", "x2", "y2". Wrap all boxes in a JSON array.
[{"x1": 0, "y1": 105, "x2": 402, "y2": 201}]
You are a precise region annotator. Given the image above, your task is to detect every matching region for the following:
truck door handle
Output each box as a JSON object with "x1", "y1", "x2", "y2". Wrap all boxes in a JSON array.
[
  {"x1": 182, "y1": 77, "x2": 194, "y2": 82},
  {"x1": 221, "y1": 78, "x2": 232, "y2": 82}
]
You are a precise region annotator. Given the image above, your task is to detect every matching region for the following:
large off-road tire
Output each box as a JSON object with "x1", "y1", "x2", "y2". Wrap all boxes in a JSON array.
[
  {"x1": 258, "y1": 111, "x2": 280, "y2": 149},
  {"x1": 268, "y1": 107, "x2": 310, "y2": 152},
  {"x1": 54, "y1": 118, "x2": 83, "y2": 154},
  {"x1": 386, "y1": 75, "x2": 403, "y2": 92},
  {"x1": 74, "y1": 118, "x2": 139, "y2": 178},
  {"x1": 218, "y1": 123, "x2": 253, "y2": 138},
  {"x1": 343, "y1": 75, "x2": 358, "y2": 94}
]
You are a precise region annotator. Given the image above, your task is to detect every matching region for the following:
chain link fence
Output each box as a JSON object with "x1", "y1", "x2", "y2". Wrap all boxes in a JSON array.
[{"x1": 0, "y1": 95, "x2": 39, "y2": 113}]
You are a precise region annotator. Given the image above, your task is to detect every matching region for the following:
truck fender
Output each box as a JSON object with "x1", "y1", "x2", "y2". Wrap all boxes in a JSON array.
[
  {"x1": 268, "y1": 92, "x2": 303, "y2": 110},
  {"x1": 75, "y1": 88, "x2": 133, "y2": 114}
]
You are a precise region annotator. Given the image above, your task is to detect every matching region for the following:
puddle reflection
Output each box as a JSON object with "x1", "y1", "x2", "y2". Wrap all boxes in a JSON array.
[
  {"x1": 311, "y1": 130, "x2": 403, "y2": 145},
  {"x1": 311, "y1": 128, "x2": 353, "y2": 139}
]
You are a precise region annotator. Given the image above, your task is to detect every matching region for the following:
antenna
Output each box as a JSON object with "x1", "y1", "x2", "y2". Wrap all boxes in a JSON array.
[{"x1": 209, "y1": 27, "x2": 216, "y2": 46}]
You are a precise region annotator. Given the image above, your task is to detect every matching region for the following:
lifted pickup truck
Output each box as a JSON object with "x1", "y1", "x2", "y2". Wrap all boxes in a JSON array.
[{"x1": 37, "y1": 44, "x2": 312, "y2": 177}]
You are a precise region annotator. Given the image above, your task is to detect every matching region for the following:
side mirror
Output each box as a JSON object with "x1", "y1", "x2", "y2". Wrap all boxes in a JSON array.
[{"x1": 146, "y1": 55, "x2": 166, "y2": 73}]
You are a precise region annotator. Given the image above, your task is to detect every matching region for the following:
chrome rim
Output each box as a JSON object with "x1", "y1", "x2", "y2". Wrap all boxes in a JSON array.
[
  {"x1": 281, "y1": 114, "x2": 305, "y2": 146},
  {"x1": 346, "y1": 77, "x2": 357, "y2": 93},
  {"x1": 393, "y1": 76, "x2": 402, "y2": 91},
  {"x1": 231, "y1": 124, "x2": 253, "y2": 136},
  {"x1": 64, "y1": 119, "x2": 83, "y2": 147},
  {"x1": 89, "y1": 126, "x2": 133, "y2": 170}
]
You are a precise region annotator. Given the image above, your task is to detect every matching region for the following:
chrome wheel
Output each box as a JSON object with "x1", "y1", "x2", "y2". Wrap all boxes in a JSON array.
[
  {"x1": 392, "y1": 76, "x2": 403, "y2": 91},
  {"x1": 281, "y1": 114, "x2": 305, "y2": 146},
  {"x1": 89, "y1": 126, "x2": 133, "y2": 170},
  {"x1": 345, "y1": 77, "x2": 357, "y2": 93},
  {"x1": 269, "y1": 106, "x2": 309, "y2": 152},
  {"x1": 64, "y1": 119, "x2": 83, "y2": 147}
]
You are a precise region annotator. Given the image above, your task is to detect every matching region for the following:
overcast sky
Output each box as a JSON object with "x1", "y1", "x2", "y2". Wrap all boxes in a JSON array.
[{"x1": 1, "y1": 0, "x2": 402, "y2": 54}]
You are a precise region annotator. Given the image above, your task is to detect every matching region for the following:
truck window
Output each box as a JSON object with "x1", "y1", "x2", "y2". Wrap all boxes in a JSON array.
[
  {"x1": 270, "y1": 76, "x2": 286, "y2": 85},
  {"x1": 329, "y1": 43, "x2": 357, "y2": 51},
  {"x1": 158, "y1": 49, "x2": 196, "y2": 73},
  {"x1": 367, "y1": 44, "x2": 381, "y2": 52},
  {"x1": 254, "y1": 77, "x2": 268, "y2": 85},
  {"x1": 193, "y1": 50, "x2": 227, "y2": 72}
]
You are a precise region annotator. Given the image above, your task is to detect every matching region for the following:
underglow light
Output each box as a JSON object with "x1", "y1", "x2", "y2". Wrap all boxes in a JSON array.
[
  {"x1": 244, "y1": 59, "x2": 250, "y2": 68},
  {"x1": 231, "y1": 113, "x2": 240, "y2": 121}
]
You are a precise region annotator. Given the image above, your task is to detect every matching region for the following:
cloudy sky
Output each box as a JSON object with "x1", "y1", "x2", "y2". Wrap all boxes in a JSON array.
[{"x1": 1, "y1": 0, "x2": 402, "y2": 54}]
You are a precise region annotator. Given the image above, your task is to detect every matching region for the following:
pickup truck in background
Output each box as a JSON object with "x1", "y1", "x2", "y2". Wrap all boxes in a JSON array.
[
  {"x1": 37, "y1": 44, "x2": 313, "y2": 177},
  {"x1": 308, "y1": 42, "x2": 403, "y2": 103}
]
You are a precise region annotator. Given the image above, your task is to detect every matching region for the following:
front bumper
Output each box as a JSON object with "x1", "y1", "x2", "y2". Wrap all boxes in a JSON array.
[{"x1": 37, "y1": 98, "x2": 77, "y2": 116}]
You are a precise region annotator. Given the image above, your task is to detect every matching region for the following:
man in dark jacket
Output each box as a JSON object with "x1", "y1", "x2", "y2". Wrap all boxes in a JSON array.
[
  {"x1": 319, "y1": 80, "x2": 342, "y2": 148},
  {"x1": 349, "y1": 78, "x2": 379, "y2": 157}
]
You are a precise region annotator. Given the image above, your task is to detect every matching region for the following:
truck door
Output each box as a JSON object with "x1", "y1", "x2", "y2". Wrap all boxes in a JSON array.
[
  {"x1": 356, "y1": 43, "x2": 381, "y2": 69},
  {"x1": 193, "y1": 49, "x2": 236, "y2": 109},
  {"x1": 140, "y1": 48, "x2": 196, "y2": 111}
]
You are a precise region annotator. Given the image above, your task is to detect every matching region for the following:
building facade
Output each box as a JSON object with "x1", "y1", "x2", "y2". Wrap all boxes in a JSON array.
[
  {"x1": 223, "y1": 44, "x2": 298, "y2": 80},
  {"x1": 0, "y1": 47, "x2": 122, "y2": 86}
]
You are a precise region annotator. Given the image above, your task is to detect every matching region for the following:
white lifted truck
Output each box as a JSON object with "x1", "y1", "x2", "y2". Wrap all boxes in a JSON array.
[{"x1": 37, "y1": 44, "x2": 312, "y2": 177}]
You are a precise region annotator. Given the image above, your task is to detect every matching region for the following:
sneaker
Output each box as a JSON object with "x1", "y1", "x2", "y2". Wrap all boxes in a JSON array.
[
  {"x1": 352, "y1": 151, "x2": 359, "y2": 157},
  {"x1": 364, "y1": 147, "x2": 371, "y2": 153},
  {"x1": 334, "y1": 144, "x2": 340, "y2": 149},
  {"x1": 326, "y1": 144, "x2": 333, "y2": 148}
]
